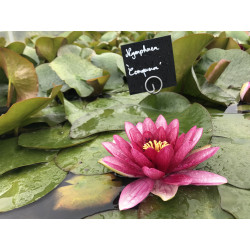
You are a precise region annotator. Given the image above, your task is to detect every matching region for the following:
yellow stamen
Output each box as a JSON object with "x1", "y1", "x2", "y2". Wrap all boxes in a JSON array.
[{"x1": 143, "y1": 140, "x2": 169, "y2": 152}]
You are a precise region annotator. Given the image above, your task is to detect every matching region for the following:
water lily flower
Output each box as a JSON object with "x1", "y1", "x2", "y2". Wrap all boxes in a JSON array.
[
  {"x1": 240, "y1": 82, "x2": 250, "y2": 103},
  {"x1": 99, "y1": 115, "x2": 227, "y2": 210}
]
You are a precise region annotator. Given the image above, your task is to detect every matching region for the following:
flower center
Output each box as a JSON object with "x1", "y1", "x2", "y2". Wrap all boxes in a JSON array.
[{"x1": 143, "y1": 140, "x2": 169, "y2": 152}]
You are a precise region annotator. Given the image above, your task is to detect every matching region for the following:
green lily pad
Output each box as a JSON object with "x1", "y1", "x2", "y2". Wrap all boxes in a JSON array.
[
  {"x1": 0, "y1": 47, "x2": 38, "y2": 105},
  {"x1": 70, "y1": 92, "x2": 212, "y2": 149},
  {"x1": 0, "y1": 137, "x2": 57, "y2": 176},
  {"x1": 50, "y1": 53, "x2": 103, "y2": 97},
  {"x1": 219, "y1": 184, "x2": 250, "y2": 219},
  {"x1": 57, "y1": 44, "x2": 81, "y2": 57},
  {"x1": 35, "y1": 37, "x2": 67, "y2": 62},
  {"x1": 0, "y1": 85, "x2": 61, "y2": 135},
  {"x1": 91, "y1": 52, "x2": 125, "y2": 90},
  {"x1": 0, "y1": 37, "x2": 6, "y2": 47},
  {"x1": 60, "y1": 31, "x2": 83, "y2": 44},
  {"x1": 85, "y1": 209, "x2": 138, "y2": 219},
  {"x1": 21, "y1": 104, "x2": 66, "y2": 127},
  {"x1": 53, "y1": 173, "x2": 122, "y2": 211},
  {"x1": 138, "y1": 187, "x2": 234, "y2": 219},
  {"x1": 18, "y1": 123, "x2": 96, "y2": 150},
  {"x1": 225, "y1": 31, "x2": 249, "y2": 44},
  {"x1": 0, "y1": 161, "x2": 66, "y2": 212},
  {"x1": 199, "y1": 136, "x2": 250, "y2": 189},
  {"x1": 6, "y1": 42, "x2": 26, "y2": 54},
  {"x1": 55, "y1": 131, "x2": 127, "y2": 175},
  {"x1": 173, "y1": 33, "x2": 214, "y2": 87},
  {"x1": 182, "y1": 49, "x2": 250, "y2": 106},
  {"x1": 36, "y1": 63, "x2": 70, "y2": 97},
  {"x1": 22, "y1": 46, "x2": 40, "y2": 65},
  {"x1": 110, "y1": 91, "x2": 149, "y2": 105},
  {"x1": 207, "y1": 37, "x2": 240, "y2": 50}
]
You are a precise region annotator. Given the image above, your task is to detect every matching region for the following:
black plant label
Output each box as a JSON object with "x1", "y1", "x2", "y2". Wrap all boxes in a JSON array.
[{"x1": 121, "y1": 35, "x2": 176, "y2": 95}]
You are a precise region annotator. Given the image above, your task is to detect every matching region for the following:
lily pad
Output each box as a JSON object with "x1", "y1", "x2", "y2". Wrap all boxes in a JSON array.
[
  {"x1": 50, "y1": 53, "x2": 103, "y2": 97},
  {"x1": 36, "y1": 63, "x2": 70, "y2": 97},
  {"x1": 0, "y1": 47, "x2": 38, "y2": 105},
  {"x1": 53, "y1": 173, "x2": 122, "y2": 211},
  {"x1": 219, "y1": 184, "x2": 250, "y2": 219},
  {"x1": 0, "y1": 161, "x2": 66, "y2": 212},
  {"x1": 85, "y1": 209, "x2": 138, "y2": 219},
  {"x1": 91, "y1": 52, "x2": 125, "y2": 90},
  {"x1": 55, "y1": 131, "x2": 127, "y2": 175},
  {"x1": 57, "y1": 44, "x2": 81, "y2": 57},
  {"x1": 138, "y1": 186, "x2": 234, "y2": 219},
  {"x1": 155, "y1": 31, "x2": 193, "y2": 41},
  {"x1": 0, "y1": 137, "x2": 57, "y2": 176},
  {"x1": 70, "y1": 92, "x2": 213, "y2": 149},
  {"x1": 0, "y1": 85, "x2": 61, "y2": 135},
  {"x1": 18, "y1": 123, "x2": 97, "y2": 150},
  {"x1": 35, "y1": 37, "x2": 67, "y2": 62},
  {"x1": 182, "y1": 49, "x2": 250, "y2": 106}
]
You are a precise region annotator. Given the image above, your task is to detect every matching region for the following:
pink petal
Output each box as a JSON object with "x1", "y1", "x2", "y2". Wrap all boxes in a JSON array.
[
  {"x1": 144, "y1": 147, "x2": 158, "y2": 162},
  {"x1": 168, "y1": 141, "x2": 193, "y2": 172},
  {"x1": 119, "y1": 178, "x2": 155, "y2": 210},
  {"x1": 240, "y1": 82, "x2": 250, "y2": 101},
  {"x1": 113, "y1": 135, "x2": 133, "y2": 159},
  {"x1": 174, "y1": 133, "x2": 185, "y2": 152},
  {"x1": 142, "y1": 131, "x2": 154, "y2": 144},
  {"x1": 175, "y1": 147, "x2": 220, "y2": 171},
  {"x1": 155, "y1": 115, "x2": 167, "y2": 130},
  {"x1": 151, "y1": 180, "x2": 178, "y2": 201},
  {"x1": 125, "y1": 122, "x2": 143, "y2": 146},
  {"x1": 155, "y1": 144, "x2": 174, "y2": 173},
  {"x1": 100, "y1": 156, "x2": 144, "y2": 178},
  {"x1": 142, "y1": 166, "x2": 165, "y2": 180},
  {"x1": 136, "y1": 122, "x2": 143, "y2": 134},
  {"x1": 131, "y1": 148, "x2": 154, "y2": 168},
  {"x1": 157, "y1": 127, "x2": 167, "y2": 142},
  {"x1": 163, "y1": 174, "x2": 192, "y2": 185},
  {"x1": 142, "y1": 117, "x2": 157, "y2": 135},
  {"x1": 102, "y1": 142, "x2": 128, "y2": 160},
  {"x1": 190, "y1": 128, "x2": 203, "y2": 149},
  {"x1": 179, "y1": 170, "x2": 227, "y2": 185},
  {"x1": 183, "y1": 126, "x2": 197, "y2": 143},
  {"x1": 166, "y1": 119, "x2": 179, "y2": 145}
]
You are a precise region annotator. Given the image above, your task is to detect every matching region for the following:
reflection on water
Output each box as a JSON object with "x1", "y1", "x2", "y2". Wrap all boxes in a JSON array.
[{"x1": 0, "y1": 173, "x2": 127, "y2": 219}]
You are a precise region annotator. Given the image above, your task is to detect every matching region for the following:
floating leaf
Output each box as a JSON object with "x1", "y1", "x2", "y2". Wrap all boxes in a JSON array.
[
  {"x1": 63, "y1": 31, "x2": 83, "y2": 44},
  {"x1": 0, "y1": 161, "x2": 66, "y2": 212},
  {"x1": 0, "y1": 47, "x2": 38, "y2": 106},
  {"x1": 36, "y1": 63, "x2": 69, "y2": 97},
  {"x1": 155, "y1": 31, "x2": 193, "y2": 41},
  {"x1": 57, "y1": 44, "x2": 81, "y2": 57},
  {"x1": 0, "y1": 37, "x2": 6, "y2": 47},
  {"x1": 85, "y1": 209, "x2": 138, "y2": 219},
  {"x1": 35, "y1": 37, "x2": 67, "y2": 62},
  {"x1": 0, "y1": 137, "x2": 57, "y2": 176},
  {"x1": 181, "y1": 49, "x2": 250, "y2": 106},
  {"x1": 53, "y1": 173, "x2": 122, "y2": 210},
  {"x1": 207, "y1": 37, "x2": 240, "y2": 50},
  {"x1": 18, "y1": 123, "x2": 96, "y2": 150},
  {"x1": 199, "y1": 114, "x2": 250, "y2": 189},
  {"x1": 138, "y1": 187, "x2": 234, "y2": 219},
  {"x1": 219, "y1": 184, "x2": 250, "y2": 219},
  {"x1": 55, "y1": 131, "x2": 127, "y2": 175},
  {"x1": 225, "y1": 31, "x2": 249, "y2": 44},
  {"x1": 22, "y1": 46, "x2": 40, "y2": 65},
  {"x1": 70, "y1": 92, "x2": 212, "y2": 149},
  {"x1": 50, "y1": 53, "x2": 103, "y2": 97},
  {"x1": 0, "y1": 85, "x2": 61, "y2": 135},
  {"x1": 91, "y1": 52, "x2": 125, "y2": 90}
]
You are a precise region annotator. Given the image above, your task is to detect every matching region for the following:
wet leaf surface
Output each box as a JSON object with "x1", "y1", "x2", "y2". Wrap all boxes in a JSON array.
[
  {"x1": 0, "y1": 137, "x2": 57, "y2": 175},
  {"x1": 55, "y1": 131, "x2": 127, "y2": 175},
  {"x1": 53, "y1": 173, "x2": 122, "y2": 211},
  {"x1": 219, "y1": 184, "x2": 250, "y2": 219},
  {"x1": 138, "y1": 186, "x2": 234, "y2": 219},
  {"x1": 0, "y1": 161, "x2": 66, "y2": 212},
  {"x1": 18, "y1": 123, "x2": 96, "y2": 150}
]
